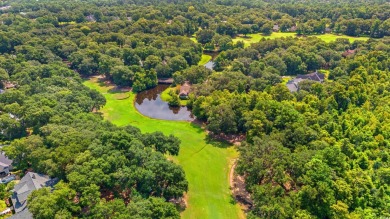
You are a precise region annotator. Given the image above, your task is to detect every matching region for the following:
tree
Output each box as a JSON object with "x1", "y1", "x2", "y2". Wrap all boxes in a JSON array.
[
  {"x1": 167, "y1": 55, "x2": 188, "y2": 75},
  {"x1": 112, "y1": 66, "x2": 134, "y2": 86},
  {"x1": 28, "y1": 182, "x2": 80, "y2": 219},
  {"x1": 144, "y1": 55, "x2": 161, "y2": 70},
  {"x1": 261, "y1": 22, "x2": 274, "y2": 35},
  {"x1": 196, "y1": 29, "x2": 215, "y2": 44},
  {"x1": 168, "y1": 93, "x2": 180, "y2": 107},
  {"x1": 264, "y1": 53, "x2": 287, "y2": 75}
]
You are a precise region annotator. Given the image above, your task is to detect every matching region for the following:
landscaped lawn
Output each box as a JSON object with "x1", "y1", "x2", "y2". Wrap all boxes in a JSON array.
[
  {"x1": 198, "y1": 54, "x2": 212, "y2": 66},
  {"x1": 232, "y1": 32, "x2": 297, "y2": 47},
  {"x1": 312, "y1": 33, "x2": 369, "y2": 43},
  {"x1": 232, "y1": 32, "x2": 369, "y2": 48},
  {"x1": 83, "y1": 77, "x2": 244, "y2": 219}
]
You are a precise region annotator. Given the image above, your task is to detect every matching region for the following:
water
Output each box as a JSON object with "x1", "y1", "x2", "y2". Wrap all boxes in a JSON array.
[
  {"x1": 135, "y1": 85, "x2": 194, "y2": 121},
  {"x1": 204, "y1": 61, "x2": 214, "y2": 70},
  {"x1": 203, "y1": 51, "x2": 219, "y2": 70}
]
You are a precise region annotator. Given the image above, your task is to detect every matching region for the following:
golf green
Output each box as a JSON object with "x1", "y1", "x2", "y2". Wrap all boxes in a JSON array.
[{"x1": 83, "y1": 77, "x2": 244, "y2": 219}]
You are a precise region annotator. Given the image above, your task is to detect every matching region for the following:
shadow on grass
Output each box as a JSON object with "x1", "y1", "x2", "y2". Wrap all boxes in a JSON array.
[
  {"x1": 189, "y1": 120, "x2": 205, "y2": 134},
  {"x1": 205, "y1": 134, "x2": 233, "y2": 149}
]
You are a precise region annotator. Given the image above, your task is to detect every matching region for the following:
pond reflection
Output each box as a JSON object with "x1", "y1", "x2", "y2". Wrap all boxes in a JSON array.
[{"x1": 135, "y1": 85, "x2": 194, "y2": 121}]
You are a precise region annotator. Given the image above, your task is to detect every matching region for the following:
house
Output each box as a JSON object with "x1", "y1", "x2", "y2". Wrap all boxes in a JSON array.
[
  {"x1": 325, "y1": 27, "x2": 332, "y2": 33},
  {"x1": 9, "y1": 172, "x2": 58, "y2": 219},
  {"x1": 0, "y1": 89, "x2": 4, "y2": 94},
  {"x1": 342, "y1": 49, "x2": 356, "y2": 57},
  {"x1": 0, "y1": 152, "x2": 12, "y2": 177},
  {"x1": 179, "y1": 81, "x2": 191, "y2": 99},
  {"x1": 86, "y1": 15, "x2": 96, "y2": 22},
  {"x1": 286, "y1": 71, "x2": 325, "y2": 92},
  {"x1": 273, "y1": 24, "x2": 279, "y2": 32},
  {"x1": 0, "y1": 6, "x2": 11, "y2": 11},
  {"x1": 296, "y1": 71, "x2": 325, "y2": 83},
  {"x1": 290, "y1": 25, "x2": 297, "y2": 32},
  {"x1": 286, "y1": 78, "x2": 305, "y2": 92}
]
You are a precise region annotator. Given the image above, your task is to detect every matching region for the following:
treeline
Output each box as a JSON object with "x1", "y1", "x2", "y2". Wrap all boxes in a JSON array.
[
  {"x1": 1, "y1": 0, "x2": 389, "y2": 38},
  {"x1": 186, "y1": 36, "x2": 390, "y2": 217},
  {"x1": 0, "y1": 58, "x2": 187, "y2": 217}
]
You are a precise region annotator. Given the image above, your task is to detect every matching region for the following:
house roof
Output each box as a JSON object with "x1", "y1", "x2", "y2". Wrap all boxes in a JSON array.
[
  {"x1": 8, "y1": 208, "x2": 33, "y2": 219},
  {"x1": 342, "y1": 49, "x2": 356, "y2": 57},
  {"x1": 11, "y1": 172, "x2": 58, "y2": 213},
  {"x1": 296, "y1": 71, "x2": 325, "y2": 82},
  {"x1": 0, "y1": 152, "x2": 12, "y2": 168},
  {"x1": 179, "y1": 82, "x2": 191, "y2": 96},
  {"x1": 286, "y1": 78, "x2": 305, "y2": 92},
  {"x1": 286, "y1": 72, "x2": 325, "y2": 92}
]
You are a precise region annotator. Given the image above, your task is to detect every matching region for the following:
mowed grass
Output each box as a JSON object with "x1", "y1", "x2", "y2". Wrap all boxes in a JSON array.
[
  {"x1": 232, "y1": 32, "x2": 297, "y2": 47},
  {"x1": 83, "y1": 77, "x2": 244, "y2": 219},
  {"x1": 313, "y1": 33, "x2": 369, "y2": 43},
  {"x1": 232, "y1": 32, "x2": 369, "y2": 47},
  {"x1": 199, "y1": 54, "x2": 212, "y2": 65}
]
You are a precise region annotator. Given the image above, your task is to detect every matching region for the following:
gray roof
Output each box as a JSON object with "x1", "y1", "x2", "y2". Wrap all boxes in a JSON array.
[
  {"x1": 8, "y1": 209, "x2": 33, "y2": 219},
  {"x1": 286, "y1": 78, "x2": 304, "y2": 92},
  {"x1": 296, "y1": 71, "x2": 325, "y2": 82},
  {"x1": 11, "y1": 172, "x2": 57, "y2": 214},
  {"x1": 0, "y1": 152, "x2": 12, "y2": 168}
]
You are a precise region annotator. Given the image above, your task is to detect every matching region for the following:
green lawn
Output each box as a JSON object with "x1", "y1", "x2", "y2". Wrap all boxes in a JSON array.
[
  {"x1": 232, "y1": 32, "x2": 297, "y2": 47},
  {"x1": 312, "y1": 33, "x2": 369, "y2": 43},
  {"x1": 83, "y1": 77, "x2": 244, "y2": 219},
  {"x1": 232, "y1": 32, "x2": 369, "y2": 48},
  {"x1": 190, "y1": 37, "x2": 198, "y2": 43},
  {"x1": 199, "y1": 54, "x2": 212, "y2": 66}
]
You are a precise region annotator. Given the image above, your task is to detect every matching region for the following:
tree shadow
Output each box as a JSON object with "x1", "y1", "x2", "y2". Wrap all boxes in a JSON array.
[{"x1": 205, "y1": 134, "x2": 233, "y2": 149}]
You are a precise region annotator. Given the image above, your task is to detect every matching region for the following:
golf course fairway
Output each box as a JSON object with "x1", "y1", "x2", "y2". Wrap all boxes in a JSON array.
[{"x1": 83, "y1": 77, "x2": 244, "y2": 219}]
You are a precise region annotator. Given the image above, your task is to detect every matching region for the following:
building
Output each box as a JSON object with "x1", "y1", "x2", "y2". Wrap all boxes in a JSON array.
[
  {"x1": 286, "y1": 78, "x2": 305, "y2": 92},
  {"x1": 342, "y1": 49, "x2": 356, "y2": 57},
  {"x1": 290, "y1": 25, "x2": 297, "y2": 32},
  {"x1": 9, "y1": 172, "x2": 58, "y2": 219},
  {"x1": 286, "y1": 71, "x2": 325, "y2": 92},
  {"x1": 273, "y1": 24, "x2": 279, "y2": 32},
  {"x1": 0, "y1": 152, "x2": 12, "y2": 177},
  {"x1": 296, "y1": 71, "x2": 325, "y2": 83},
  {"x1": 179, "y1": 81, "x2": 191, "y2": 99}
]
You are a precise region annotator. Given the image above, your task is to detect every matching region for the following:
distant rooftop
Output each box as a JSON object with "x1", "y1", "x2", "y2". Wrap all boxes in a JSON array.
[{"x1": 11, "y1": 172, "x2": 58, "y2": 216}]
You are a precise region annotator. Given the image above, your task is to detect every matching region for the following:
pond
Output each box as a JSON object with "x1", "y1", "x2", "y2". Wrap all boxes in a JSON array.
[
  {"x1": 135, "y1": 84, "x2": 194, "y2": 121},
  {"x1": 203, "y1": 51, "x2": 219, "y2": 70}
]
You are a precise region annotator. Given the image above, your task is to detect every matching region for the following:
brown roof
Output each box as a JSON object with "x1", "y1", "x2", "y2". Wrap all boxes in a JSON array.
[
  {"x1": 342, "y1": 49, "x2": 356, "y2": 57},
  {"x1": 179, "y1": 82, "x2": 191, "y2": 96}
]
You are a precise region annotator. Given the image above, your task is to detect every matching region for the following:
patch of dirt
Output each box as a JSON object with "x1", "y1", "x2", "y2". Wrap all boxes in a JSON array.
[
  {"x1": 93, "y1": 75, "x2": 132, "y2": 92},
  {"x1": 169, "y1": 194, "x2": 187, "y2": 212},
  {"x1": 208, "y1": 132, "x2": 245, "y2": 145},
  {"x1": 230, "y1": 159, "x2": 253, "y2": 211}
]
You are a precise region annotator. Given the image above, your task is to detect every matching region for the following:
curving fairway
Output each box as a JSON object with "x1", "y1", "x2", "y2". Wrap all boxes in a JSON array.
[{"x1": 83, "y1": 77, "x2": 244, "y2": 219}]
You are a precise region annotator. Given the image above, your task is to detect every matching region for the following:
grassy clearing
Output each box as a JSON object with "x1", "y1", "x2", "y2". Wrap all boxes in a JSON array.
[
  {"x1": 190, "y1": 37, "x2": 198, "y2": 43},
  {"x1": 232, "y1": 32, "x2": 369, "y2": 48},
  {"x1": 83, "y1": 77, "x2": 244, "y2": 219},
  {"x1": 232, "y1": 32, "x2": 297, "y2": 47},
  {"x1": 313, "y1": 34, "x2": 369, "y2": 43},
  {"x1": 199, "y1": 54, "x2": 212, "y2": 66},
  {"x1": 281, "y1": 76, "x2": 293, "y2": 85}
]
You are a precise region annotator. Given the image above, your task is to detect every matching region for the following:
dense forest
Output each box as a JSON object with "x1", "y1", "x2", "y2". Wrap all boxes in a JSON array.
[{"x1": 0, "y1": 0, "x2": 389, "y2": 218}]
